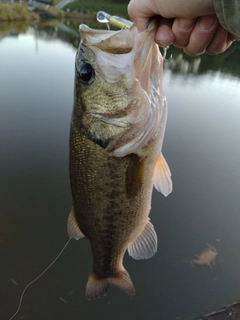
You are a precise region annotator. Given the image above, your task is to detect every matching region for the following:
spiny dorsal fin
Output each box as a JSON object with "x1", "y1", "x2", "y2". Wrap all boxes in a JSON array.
[
  {"x1": 86, "y1": 269, "x2": 135, "y2": 300},
  {"x1": 128, "y1": 220, "x2": 157, "y2": 260},
  {"x1": 153, "y1": 153, "x2": 172, "y2": 196},
  {"x1": 67, "y1": 206, "x2": 85, "y2": 240}
]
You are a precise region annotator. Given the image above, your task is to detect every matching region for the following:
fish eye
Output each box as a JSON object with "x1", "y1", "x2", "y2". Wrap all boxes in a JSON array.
[{"x1": 78, "y1": 63, "x2": 95, "y2": 84}]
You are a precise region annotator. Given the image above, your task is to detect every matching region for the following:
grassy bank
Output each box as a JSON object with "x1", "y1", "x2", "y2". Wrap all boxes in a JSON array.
[
  {"x1": 35, "y1": 6, "x2": 65, "y2": 19},
  {"x1": 0, "y1": 3, "x2": 70, "y2": 21},
  {"x1": 0, "y1": 0, "x2": 129, "y2": 22},
  {"x1": 0, "y1": 3, "x2": 39, "y2": 21},
  {"x1": 64, "y1": 0, "x2": 129, "y2": 17}
]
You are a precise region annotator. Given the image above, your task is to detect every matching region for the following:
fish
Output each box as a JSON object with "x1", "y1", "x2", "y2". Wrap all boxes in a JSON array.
[
  {"x1": 190, "y1": 244, "x2": 218, "y2": 267},
  {"x1": 67, "y1": 18, "x2": 172, "y2": 300}
]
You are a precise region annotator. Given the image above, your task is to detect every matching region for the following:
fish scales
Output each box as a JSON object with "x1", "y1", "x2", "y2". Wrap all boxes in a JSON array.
[
  {"x1": 70, "y1": 126, "x2": 153, "y2": 272},
  {"x1": 68, "y1": 18, "x2": 172, "y2": 299}
]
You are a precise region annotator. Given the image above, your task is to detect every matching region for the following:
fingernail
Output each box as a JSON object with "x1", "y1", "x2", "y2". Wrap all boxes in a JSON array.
[
  {"x1": 156, "y1": 36, "x2": 173, "y2": 47},
  {"x1": 198, "y1": 15, "x2": 217, "y2": 31},
  {"x1": 156, "y1": 27, "x2": 175, "y2": 47},
  {"x1": 177, "y1": 19, "x2": 195, "y2": 32}
]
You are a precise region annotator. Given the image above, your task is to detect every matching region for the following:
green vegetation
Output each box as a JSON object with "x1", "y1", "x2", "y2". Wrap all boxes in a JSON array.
[
  {"x1": 35, "y1": 6, "x2": 65, "y2": 19},
  {"x1": 47, "y1": 6, "x2": 65, "y2": 18},
  {"x1": 0, "y1": 3, "x2": 36, "y2": 21},
  {"x1": 64, "y1": 0, "x2": 129, "y2": 17},
  {"x1": 0, "y1": 0, "x2": 129, "y2": 22},
  {"x1": 0, "y1": 3, "x2": 67, "y2": 21}
]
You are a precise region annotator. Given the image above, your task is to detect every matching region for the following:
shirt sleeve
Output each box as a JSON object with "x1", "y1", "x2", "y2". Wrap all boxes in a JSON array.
[{"x1": 213, "y1": 0, "x2": 240, "y2": 37}]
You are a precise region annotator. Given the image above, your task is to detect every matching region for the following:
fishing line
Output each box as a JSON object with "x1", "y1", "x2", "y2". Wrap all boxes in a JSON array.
[
  {"x1": 163, "y1": 45, "x2": 173, "y2": 61},
  {"x1": 9, "y1": 237, "x2": 71, "y2": 320}
]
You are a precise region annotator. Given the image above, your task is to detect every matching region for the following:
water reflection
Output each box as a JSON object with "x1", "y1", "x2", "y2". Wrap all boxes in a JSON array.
[
  {"x1": 0, "y1": 20, "x2": 29, "y2": 36},
  {"x1": 165, "y1": 44, "x2": 240, "y2": 79},
  {"x1": 0, "y1": 20, "x2": 240, "y2": 320}
]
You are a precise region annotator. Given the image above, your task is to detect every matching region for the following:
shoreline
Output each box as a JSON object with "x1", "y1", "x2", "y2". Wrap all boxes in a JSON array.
[{"x1": 0, "y1": 3, "x2": 95, "y2": 22}]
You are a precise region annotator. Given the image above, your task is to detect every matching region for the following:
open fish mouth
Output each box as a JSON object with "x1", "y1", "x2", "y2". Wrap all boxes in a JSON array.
[
  {"x1": 79, "y1": 17, "x2": 158, "y2": 55},
  {"x1": 79, "y1": 24, "x2": 135, "y2": 54}
]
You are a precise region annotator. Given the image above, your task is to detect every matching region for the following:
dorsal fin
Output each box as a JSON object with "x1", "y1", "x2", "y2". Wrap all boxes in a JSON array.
[
  {"x1": 128, "y1": 220, "x2": 157, "y2": 260},
  {"x1": 67, "y1": 206, "x2": 85, "y2": 240},
  {"x1": 153, "y1": 153, "x2": 172, "y2": 196}
]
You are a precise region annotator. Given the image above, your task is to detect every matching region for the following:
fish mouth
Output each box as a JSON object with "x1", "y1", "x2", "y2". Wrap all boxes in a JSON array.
[
  {"x1": 79, "y1": 18, "x2": 158, "y2": 55},
  {"x1": 79, "y1": 24, "x2": 135, "y2": 54}
]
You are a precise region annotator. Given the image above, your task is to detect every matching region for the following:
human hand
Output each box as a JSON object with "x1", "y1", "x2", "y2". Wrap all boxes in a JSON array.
[{"x1": 128, "y1": 0, "x2": 238, "y2": 56}]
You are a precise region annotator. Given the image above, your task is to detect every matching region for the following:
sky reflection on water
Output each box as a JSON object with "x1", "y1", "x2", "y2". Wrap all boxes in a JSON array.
[{"x1": 0, "y1": 23, "x2": 240, "y2": 320}]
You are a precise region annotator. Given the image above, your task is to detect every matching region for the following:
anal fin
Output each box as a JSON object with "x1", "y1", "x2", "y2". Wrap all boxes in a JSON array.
[
  {"x1": 128, "y1": 220, "x2": 157, "y2": 260},
  {"x1": 153, "y1": 152, "x2": 172, "y2": 196},
  {"x1": 67, "y1": 206, "x2": 85, "y2": 240}
]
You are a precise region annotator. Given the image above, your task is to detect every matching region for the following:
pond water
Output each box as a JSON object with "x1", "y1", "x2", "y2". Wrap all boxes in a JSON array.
[{"x1": 1, "y1": 20, "x2": 240, "y2": 320}]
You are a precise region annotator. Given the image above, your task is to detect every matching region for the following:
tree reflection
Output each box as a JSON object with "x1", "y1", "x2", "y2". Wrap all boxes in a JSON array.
[
  {"x1": 165, "y1": 44, "x2": 240, "y2": 79},
  {"x1": 0, "y1": 20, "x2": 29, "y2": 36}
]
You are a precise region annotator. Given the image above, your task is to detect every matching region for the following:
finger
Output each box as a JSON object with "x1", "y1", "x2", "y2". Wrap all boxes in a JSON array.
[
  {"x1": 172, "y1": 18, "x2": 196, "y2": 48},
  {"x1": 206, "y1": 24, "x2": 232, "y2": 55},
  {"x1": 183, "y1": 15, "x2": 218, "y2": 56},
  {"x1": 155, "y1": 18, "x2": 175, "y2": 46},
  {"x1": 128, "y1": 0, "x2": 154, "y2": 31}
]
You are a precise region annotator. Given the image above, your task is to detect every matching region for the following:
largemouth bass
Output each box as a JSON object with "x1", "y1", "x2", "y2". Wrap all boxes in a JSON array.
[{"x1": 67, "y1": 19, "x2": 172, "y2": 300}]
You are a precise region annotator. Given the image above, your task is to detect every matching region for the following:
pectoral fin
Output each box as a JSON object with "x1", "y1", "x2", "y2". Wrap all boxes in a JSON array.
[
  {"x1": 128, "y1": 220, "x2": 157, "y2": 260},
  {"x1": 67, "y1": 206, "x2": 85, "y2": 240},
  {"x1": 153, "y1": 153, "x2": 172, "y2": 197}
]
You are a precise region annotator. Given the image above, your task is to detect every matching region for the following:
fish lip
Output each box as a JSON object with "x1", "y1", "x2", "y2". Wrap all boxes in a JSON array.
[{"x1": 79, "y1": 24, "x2": 89, "y2": 32}]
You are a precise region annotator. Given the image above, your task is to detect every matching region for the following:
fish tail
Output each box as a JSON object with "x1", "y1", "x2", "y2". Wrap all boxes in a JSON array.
[{"x1": 85, "y1": 269, "x2": 135, "y2": 300}]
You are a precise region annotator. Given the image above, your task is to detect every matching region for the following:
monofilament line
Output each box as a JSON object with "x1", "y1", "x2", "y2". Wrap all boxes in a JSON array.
[{"x1": 9, "y1": 238, "x2": 71, "y2": 320}]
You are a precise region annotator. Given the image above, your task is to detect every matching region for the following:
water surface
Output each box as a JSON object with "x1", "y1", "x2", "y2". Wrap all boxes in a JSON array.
[{"x1": 1, "y1": 21, "x2": 240, "y2": 320}]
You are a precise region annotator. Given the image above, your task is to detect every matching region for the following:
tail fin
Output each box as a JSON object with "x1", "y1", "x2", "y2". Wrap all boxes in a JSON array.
[{"x1": 85, "y1": 269, "x2": 135, "y2": 300}]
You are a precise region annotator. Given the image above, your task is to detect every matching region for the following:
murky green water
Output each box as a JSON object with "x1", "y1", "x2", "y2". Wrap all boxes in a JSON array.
[{"x1": 1, "y1": 20, "x2": 240, "y2": 320}]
